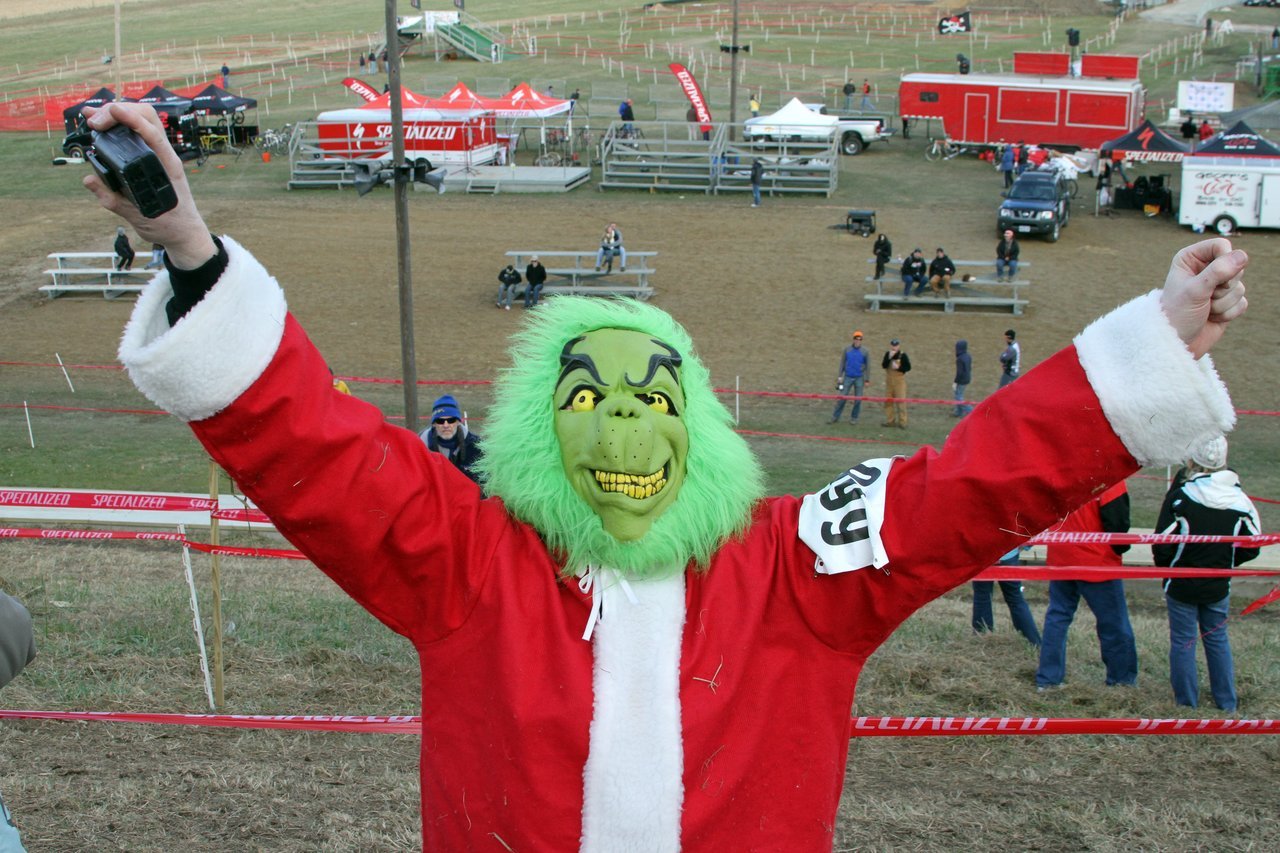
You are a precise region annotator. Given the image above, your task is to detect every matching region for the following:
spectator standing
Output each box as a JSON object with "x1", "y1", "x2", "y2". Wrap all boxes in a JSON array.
[
  {"x1": 872, "y1": 233, "x2": 892, "y2": 280},
  {"x1": 999, "y1": 329, "x2": 1021, "y2": 387},
  {"x1": 686, "y1": 104, "x2": 699, "y2": 141},
  {"x1": 749, "y1": 94, "x2": 760, "y2": 118},
  {"x1": 569, "y1": 88, "x2": 580, "y2": 114},
  {"x1": 418, "y1": 395, "x2": 484, "y2": 485},
  {"x1": 999, "y1": 143, "x2": 1016, "y2": 188},
  {"x1": 860, "y1": 79, "x2": 874, "y2": 111},
  {"x1": 1096, "y1": 161, "x2": 1115, "y2": 216},
  {"x1": 749, "y1": 158, "x2": 764, "y2": 207},
  {"x1": 1199, "y1": 119, "x2": 1214, "y2": 144},
  {"x1": 1152, "y1": 438, "x2": 1261, "y2": 712},
  {"x1": 996, "y1": 230, "x2": 1020, "y2": 282},
  {"x1": 369, "y1": 51, "x2": 378, "y2": 74},
  {"x1": 1204, "y1": 18, "x2": 1213, "y2": 38},
  {"x1": 900, "y1": 116, "x2": 911, "y2": 139},
  {"x1": 972, "y1": 546, "x2": 1042, "y2": 645},
  {"x1": 524, "y1": 256, "x2": 547, "y2": 308},
  {"x1": 1273, "y1": 26, "x2": 1279, "y2": 51},
  {"x1": 880, "y1": 337, "x2": 911, "y2": 429},
  {"x1": 220, "y1": 64, "x2": 230, "y2": 88},
  {"x1": 1180, "y1": 115, "x2": 1198, "y2": 148},
  {"x1": 619, "y1": 99, "x2": 635, "y2": 134},
  {"x1": 496, "y1": 263, "x2": 521, "y2": 310},
  {"x1": 1036, "y1": 482, "x2": 1138, "y2": 690},
  {"x1": 1016, "y1": 141, "x2": 1029, "y2": 174},
  {"x1": 145, "y1": 242, "x2": 165, "y2": 270},
  {"x1": 0, "y1": 590, "x2": 36, "y2": 852},
  {"x1": 594, "y1": 222, "x2": 626, "y2": 272},
  {"x1": 842, "y1": 80, "x2": 855, "y2": 111},
  {"x1": 952, "y1": 339, "x2": 972, "y2": 417},
  {"x1": 829, "y1": 330, "x2": 870, "y2": 425},
  {"x1": 113, "y1": 226, "x2": 135, "y2": 270},
  {"x1": 359, "y1": 53, "x2": 366, "y2": 73},
  {"x1": 900, "y1": 248, "x2": 926, "y2": 297},
  {"x1": 928, "y1": 247, "x2": 956, "y2": 298},
  {"x1": 380, "y1": 48, "x2": 389, "y2": 69}
]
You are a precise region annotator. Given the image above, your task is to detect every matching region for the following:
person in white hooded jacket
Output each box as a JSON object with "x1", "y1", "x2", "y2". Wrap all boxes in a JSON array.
[{"x1": 1152, "y1": 437, "x2": 1262, "y2": 712}]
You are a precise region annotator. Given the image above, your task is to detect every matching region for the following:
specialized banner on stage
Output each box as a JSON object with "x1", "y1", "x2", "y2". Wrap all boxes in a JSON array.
[{"x1": 668, "y1": 62, "x2": 713, "y2": 134}]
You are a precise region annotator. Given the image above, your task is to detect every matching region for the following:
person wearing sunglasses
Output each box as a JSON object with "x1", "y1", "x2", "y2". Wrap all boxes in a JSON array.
[{"x1": 418, "y1": 395, "x2": 484, "y2": 485}]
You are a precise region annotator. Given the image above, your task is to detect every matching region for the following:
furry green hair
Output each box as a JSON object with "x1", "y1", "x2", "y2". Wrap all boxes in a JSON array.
[{"x1": 477, "y1": 297, "x2": 765, "y2": 577}]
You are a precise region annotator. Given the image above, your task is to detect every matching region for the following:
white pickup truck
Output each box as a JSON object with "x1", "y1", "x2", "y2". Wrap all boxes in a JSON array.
[{"x1": 742, "y1": 100, "x2": 893, "y2": 155}]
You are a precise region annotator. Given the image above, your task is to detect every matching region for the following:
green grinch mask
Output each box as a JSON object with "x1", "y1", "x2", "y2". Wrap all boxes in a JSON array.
[
  {"x1": 477, "y1": 297, "x2": 765, "y2": 579},
  {"x1": 554, "y1": 328, "x2": 689, "y2": 542}
]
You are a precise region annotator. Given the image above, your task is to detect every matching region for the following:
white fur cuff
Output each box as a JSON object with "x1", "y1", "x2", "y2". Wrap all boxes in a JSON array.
[
  {"x1": 117, "y1": 236, "x2": 288, "y2": 422},
  {"x1": 1074, "y1": 290, "x2": 1235, "y2": 467}
]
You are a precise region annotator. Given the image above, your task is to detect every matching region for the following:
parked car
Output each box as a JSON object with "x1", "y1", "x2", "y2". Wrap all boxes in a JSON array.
[
  {"x1": 62, "y1": 111, "x2": 201, "y2": 161},
  {"x1": 998, "y1": 169, "x2": 1072, "y2": 242}
]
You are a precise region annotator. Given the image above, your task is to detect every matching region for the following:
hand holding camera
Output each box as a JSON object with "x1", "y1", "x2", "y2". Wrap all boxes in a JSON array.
[{"x1": 82, "y1": 103, "x2": 216, "y2": 269}]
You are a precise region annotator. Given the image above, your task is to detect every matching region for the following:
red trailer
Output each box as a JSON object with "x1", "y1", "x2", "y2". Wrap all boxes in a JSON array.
[
  {"x1": 314, "y1": 106, "x2": 498, "y2": 166},
  {"x1": 899, "y1": 53, "x2": 1144, "y2": 150}
]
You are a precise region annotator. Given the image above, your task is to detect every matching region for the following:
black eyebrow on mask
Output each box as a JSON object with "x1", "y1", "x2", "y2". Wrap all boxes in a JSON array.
[
  {"x1": 626, "y1": 339, "x2": 683, "y2": 388},
  {"x1": 557, "y1": 337, "x2": 606, "y2": 388}
]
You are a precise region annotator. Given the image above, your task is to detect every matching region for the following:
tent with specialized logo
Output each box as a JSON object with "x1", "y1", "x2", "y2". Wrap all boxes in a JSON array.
[
  {"x1": 1099, "y1": 119, "x2": 1189, "y2": 163},
  {"x1": 61, "y1": 87, "x2": 133, "y2": 131},
  {"x1": 1192, "y1": 121, "x2": 1280, "y2": 158},
  {"x1": 137, "y1": 85, "x2": 193, "y2": 117}
]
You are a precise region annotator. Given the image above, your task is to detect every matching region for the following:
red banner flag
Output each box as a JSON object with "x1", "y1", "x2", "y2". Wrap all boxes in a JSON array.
[
  {"x1": 341, "y1": 78, "x2": 381, "y2": 103},
  {"x1": 668, "y1": 63, "x2": 713, "y2": 133}
]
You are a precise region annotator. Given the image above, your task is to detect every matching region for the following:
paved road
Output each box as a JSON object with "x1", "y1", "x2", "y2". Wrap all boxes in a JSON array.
[{"x1": 1141, "y1": 0, "x2": 1262, "y2": 27}]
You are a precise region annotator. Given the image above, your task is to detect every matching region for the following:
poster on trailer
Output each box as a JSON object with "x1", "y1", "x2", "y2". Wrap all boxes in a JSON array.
[{"x1": 314, "y1": 107, "x2": 498, "y2": 166}]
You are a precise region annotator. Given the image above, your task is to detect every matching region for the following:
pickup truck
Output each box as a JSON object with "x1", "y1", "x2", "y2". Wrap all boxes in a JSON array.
[
  {"x1": 813, "y1": 107, "x2": 895, "y2": 155},
  {"x1": 741, "y1": 103, "x2": 893, "y2": 155}
]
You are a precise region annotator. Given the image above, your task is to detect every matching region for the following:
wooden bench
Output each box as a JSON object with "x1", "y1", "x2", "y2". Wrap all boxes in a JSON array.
[
  {"x1": 865, "y1": 257, "x2": 1031, "y2": 315},
  {"x1": 42, "y1": 252, "x2": 155, "y2": 299},
  {"x1": 505, "y1": 250, "x2": 657, "y2": 300}
]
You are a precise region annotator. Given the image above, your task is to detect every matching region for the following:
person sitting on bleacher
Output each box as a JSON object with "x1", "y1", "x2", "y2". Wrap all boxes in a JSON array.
[
  {"x1": 594, "y1": 222, "x2": 626, "y2": 273},
  {"x1": 928, "y1": 247, "x2": 956, "y2": 298}
]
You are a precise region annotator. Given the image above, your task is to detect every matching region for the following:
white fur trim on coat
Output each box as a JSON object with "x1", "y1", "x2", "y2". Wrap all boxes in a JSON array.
[
  {"x1": 117, "y1": 237, "x2": 287, "y2": 423},
  {"x1": 580, "y1": 571, "x2": 685, "y2": 853},
  {"x1": 1074, "y1": 290, "x2": 1235, "y2": 467}
]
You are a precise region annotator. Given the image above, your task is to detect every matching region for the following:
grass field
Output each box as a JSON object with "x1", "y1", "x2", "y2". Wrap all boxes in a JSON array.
[{"x1": 2, "y1": 1, "x2": 1280, "y2": 850}]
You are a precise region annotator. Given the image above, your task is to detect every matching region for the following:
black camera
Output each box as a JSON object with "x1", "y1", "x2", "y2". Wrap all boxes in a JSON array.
[{"x1": 88, "y1": 124, "x2": 178, "y2": 219}]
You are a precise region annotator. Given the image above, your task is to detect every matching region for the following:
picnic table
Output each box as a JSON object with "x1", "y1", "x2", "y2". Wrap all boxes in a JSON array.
[
  {"x1": 864, "y1": 258, "x2": 1031, "y2": 316},
  {"x1": 504, "y1": 250, "x2": 657, "y2": 300},
  {"x1": 42, "y1": 252, "x2": 153, "y2": 299}
]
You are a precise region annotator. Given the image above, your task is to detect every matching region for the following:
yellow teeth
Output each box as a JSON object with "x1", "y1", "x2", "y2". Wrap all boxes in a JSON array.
[{"x1": 593, "y1": 467, "x2": 667, "y2": 499}]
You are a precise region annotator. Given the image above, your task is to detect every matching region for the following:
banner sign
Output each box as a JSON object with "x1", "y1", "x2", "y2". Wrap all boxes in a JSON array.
[
  {"x1": 3, "y1": 709, "x2": 1278, "y2": 738},
  {"x1": 668, "y1": 63, "x2": 713, "y2": 133}
]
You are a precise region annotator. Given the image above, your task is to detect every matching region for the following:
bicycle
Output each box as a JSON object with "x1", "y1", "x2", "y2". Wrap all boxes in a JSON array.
[
  {"x1": 924, "y1": 137, "x2": 969, "y2": 162},
  {"x1": 254, "y1": 124, "x2": 294, "y2": 155}
]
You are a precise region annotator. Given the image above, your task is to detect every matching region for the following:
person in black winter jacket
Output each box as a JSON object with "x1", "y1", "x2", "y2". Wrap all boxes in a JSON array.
[
  {"x1": 900, "y1": 248, "x2": 926, "y2": 297},
  {"x1": 114, "y1": 226, "x2": 135, "y2": 270},
  {"x1": 496, "y1": 263, "x2": 522, "y2": 310},
  {"x1": 872, "y1": 234, "x2": 892, "y2": 280},
  {"x1": 524, "y1": 256, "x2": 548, "y2": 308},
  {"x1": 952, "y1": 339, "x2": 972, "y2": 417},
  {"x1": 418, "y1": 394, "x2": 485, "y2": 486},
  {"x1": 928, "y1": 248, "x2": 956, "y2": 298},
  {"x1": 1152, "y1": 437, "x2": 1261, "y2": 711}
]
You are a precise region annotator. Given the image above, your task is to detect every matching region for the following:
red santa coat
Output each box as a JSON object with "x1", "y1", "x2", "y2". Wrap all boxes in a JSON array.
[{"x1": 118, "y1": 240, "x2": 1237, "y2": 851}]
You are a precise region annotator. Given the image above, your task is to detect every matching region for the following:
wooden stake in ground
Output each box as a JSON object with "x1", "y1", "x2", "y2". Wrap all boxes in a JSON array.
[{"x1": 208, "y1": 459, "x2": 225, "y2": 710}]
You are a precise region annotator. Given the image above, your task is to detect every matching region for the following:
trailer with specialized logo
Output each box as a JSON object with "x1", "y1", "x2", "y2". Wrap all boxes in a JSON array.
[
  {"x1": 313, "y1": 106, "x2": 497, "y2": 165},
  {"x1": 898, "y1": 53, "x2": 1144, "y2": 150}
]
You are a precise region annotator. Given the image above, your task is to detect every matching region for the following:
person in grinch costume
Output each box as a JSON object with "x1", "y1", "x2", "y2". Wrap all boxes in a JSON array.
[{"x1": 87, "y1": 104, "x2": 1248, "y2": 852}]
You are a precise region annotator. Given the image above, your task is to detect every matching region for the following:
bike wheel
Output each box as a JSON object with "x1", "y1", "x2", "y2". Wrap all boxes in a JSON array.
[
  {"x1": 1064, "y1": 178, "x2": 1079, "y2": 199},
  {"x1": 924, "y1": 141, "x2": 942, "y2": 162},
  {"x1": 534, "y1": 152, "x2": 563, "y2": 167}
]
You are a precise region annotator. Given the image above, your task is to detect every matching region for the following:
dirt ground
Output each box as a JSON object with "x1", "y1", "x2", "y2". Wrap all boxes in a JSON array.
[{"x1": 2, "y1": 161, "x2": 1277, "y2": 413}]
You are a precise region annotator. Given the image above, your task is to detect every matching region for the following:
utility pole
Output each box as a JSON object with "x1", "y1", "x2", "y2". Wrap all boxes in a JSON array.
[
  {"x1": 114, "y1": 0, "x2": 123, "y2": 97},
  {"x1": 728, "y1": 0, "x2": 740, "y2": 141},
  {"x1": 385, "y1": 0, "x2": 420, "y2": 432}
]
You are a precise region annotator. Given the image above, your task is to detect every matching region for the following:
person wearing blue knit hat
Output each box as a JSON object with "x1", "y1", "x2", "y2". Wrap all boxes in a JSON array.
[{"x1": 418, "y1": 395, "x2": 484, "y2": 485}]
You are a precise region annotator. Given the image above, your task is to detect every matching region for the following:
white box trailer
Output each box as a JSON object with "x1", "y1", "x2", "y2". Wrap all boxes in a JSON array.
[{"x1": 1179, "y1": 156, "x2": 1280, "y2": 235}]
